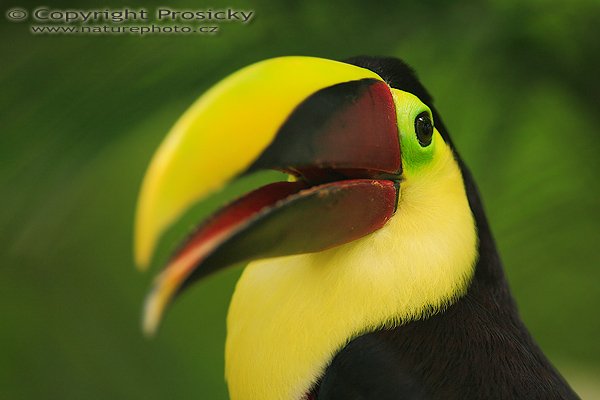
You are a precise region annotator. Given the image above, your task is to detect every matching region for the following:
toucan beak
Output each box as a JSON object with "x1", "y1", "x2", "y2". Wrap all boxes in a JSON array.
[{"x1": 135, "y1": 57, "x2": 402, "y2": 334}]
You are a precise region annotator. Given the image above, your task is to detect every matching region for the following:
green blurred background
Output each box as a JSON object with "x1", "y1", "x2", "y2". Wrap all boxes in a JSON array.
[{"x1": 2, "y1": 0, "x2": 599, "y2": 398}]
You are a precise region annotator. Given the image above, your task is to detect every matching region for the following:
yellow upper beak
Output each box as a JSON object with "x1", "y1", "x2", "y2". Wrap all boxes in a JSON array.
[{"x1": 134, "y1": 56, "x2": 384, "y2": 269}]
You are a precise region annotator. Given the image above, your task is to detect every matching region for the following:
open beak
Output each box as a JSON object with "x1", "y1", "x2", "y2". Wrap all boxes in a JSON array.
[{"x1": 135, "y1": 57, "x2": 402, "y2": 334}]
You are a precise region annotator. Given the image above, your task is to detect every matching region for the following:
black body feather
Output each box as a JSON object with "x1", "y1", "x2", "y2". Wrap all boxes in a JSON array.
[{"x1": 314, "y1": 57, "x2": 579, "y2": 400}]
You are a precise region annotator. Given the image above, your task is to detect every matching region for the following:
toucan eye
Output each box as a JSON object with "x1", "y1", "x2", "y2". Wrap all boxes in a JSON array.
[{"x1": 415, "y1": 112, "x2": 434, "y2": 147}]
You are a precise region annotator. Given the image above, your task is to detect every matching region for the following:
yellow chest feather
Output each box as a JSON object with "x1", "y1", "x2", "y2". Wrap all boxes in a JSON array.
[{"x1": 225, "y1": 145, "x2": 477, "y2": 400}]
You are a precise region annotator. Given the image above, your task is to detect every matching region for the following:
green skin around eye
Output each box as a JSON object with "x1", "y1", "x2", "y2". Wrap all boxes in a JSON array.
[{"x1": 391, "y1": 88, "x2": 436, "y2": 173}]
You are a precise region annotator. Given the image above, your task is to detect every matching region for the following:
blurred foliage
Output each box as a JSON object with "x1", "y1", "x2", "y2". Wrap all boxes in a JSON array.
[{"x1": 1, "y1": 0, "x2": 599, "y2": 398}]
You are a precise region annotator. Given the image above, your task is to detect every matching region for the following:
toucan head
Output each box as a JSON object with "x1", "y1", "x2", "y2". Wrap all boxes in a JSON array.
[{"x1": 134, "y1": 56, "x2": 478, "y2": 399}]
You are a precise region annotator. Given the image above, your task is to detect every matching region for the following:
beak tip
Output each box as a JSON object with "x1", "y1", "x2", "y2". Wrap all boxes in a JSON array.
[
  {"x1": 135, "y1": 260, "x2": 149, "y2": 273},
  {"x1": 134, "y1": 198, "x2": 162, "y2": 273},
  {"x1": 142, "y1": 307, "x2": 160, "y2": 338},
  {"x1": 142, "y1": 321, "x2": 158, "y2": 338},
  {"x1": 142, "y1": 290, "x2": 165, "y2": 337},
  {"x1": 134, "y1": 229, "x2": 154, "y2": 272}
]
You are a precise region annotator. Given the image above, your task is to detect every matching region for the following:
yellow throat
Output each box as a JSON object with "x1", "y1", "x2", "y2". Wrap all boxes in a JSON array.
[{"x1": 224, "y1": 133, "x2": 478, "y2": 400}]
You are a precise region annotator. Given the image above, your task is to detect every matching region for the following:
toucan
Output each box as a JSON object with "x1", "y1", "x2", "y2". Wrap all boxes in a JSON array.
[{"x1": 133, "y1": 56, "x2": 579, "y2": 399}]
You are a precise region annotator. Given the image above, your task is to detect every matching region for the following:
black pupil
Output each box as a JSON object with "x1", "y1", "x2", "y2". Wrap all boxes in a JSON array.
[{"x1": 415, "y1": 112, "x2": 433, "y2": 147}]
